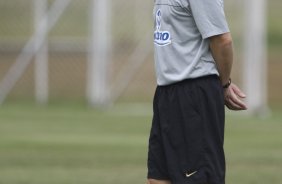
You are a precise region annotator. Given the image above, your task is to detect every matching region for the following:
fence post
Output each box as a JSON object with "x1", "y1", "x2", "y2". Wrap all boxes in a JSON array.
[
  {"x1": 243, "y1": 0, "x2": 268, "y2": 115},
  {"x1": 34, "y1": 0, "x2": 49, "y2": 104},
  {"x1": 87, "y1": 0, "x2": 112, "y2": 108}
]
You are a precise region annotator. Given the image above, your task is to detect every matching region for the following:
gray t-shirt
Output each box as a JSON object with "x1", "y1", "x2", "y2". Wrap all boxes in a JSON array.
[{"x1": 153, "y1": 0, "x2": 230, "y2": 85}]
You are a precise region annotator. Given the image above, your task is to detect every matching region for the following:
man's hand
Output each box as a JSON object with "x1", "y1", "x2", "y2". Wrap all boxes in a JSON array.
[{"x1": 224, "y1": 83, "x2": 247, "y2": 111}]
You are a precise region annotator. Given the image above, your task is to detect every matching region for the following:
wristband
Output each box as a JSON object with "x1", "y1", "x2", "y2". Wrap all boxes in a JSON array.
[{"x1": 223, "y1": 78, "x2": 231, "y2": 89}]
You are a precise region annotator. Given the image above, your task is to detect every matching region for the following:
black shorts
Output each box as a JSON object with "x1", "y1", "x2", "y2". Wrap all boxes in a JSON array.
[{"x1": 147, "y1": 75, "x2": 225, "y2": 184}]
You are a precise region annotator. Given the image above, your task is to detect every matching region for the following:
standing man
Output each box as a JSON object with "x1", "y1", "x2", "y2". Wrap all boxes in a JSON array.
[{"x1": 147, "y1": 0, "x2": 247, "y2": 184}]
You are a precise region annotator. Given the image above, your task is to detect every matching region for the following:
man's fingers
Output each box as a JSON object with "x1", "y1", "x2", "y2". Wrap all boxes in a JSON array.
[
  {"x1": 224, "y1": 85, "x2": 248, "y2": 110},
  {"x1": 225, "y1": 93, "x2": 244, "y2": 110},
  {"x1": 229, "y1": 91, "x2": 247, "y2": 109},
  {"x1": 231, "y1": 84, "x2": 246, "y2": 98},
  {"x1": 225, "y1": 99, "x2": 242, "y2": 110}
]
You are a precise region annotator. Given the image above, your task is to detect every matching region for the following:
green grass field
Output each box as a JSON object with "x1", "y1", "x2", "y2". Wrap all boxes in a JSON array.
[{"x1": 0, "y1": 103, "x2": 282, "y2": 184}]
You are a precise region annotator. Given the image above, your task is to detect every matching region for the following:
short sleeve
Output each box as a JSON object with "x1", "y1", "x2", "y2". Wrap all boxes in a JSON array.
[{"x1": 188, "y1": 0, "x2": 230, "y2": 39}]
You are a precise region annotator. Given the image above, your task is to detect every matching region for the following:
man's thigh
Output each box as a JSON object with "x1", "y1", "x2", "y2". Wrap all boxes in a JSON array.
[{"x1": 147, "y1": 179, "x2": 171, "y2": 184}]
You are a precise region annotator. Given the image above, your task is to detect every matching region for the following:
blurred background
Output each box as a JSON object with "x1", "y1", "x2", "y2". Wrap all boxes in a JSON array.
[
  {"x1": 0, "y1": 0, "x2": 281, "y2": 106},
  {"x1": 0, "y1": 0, "x2": 281, "y2": 184}
]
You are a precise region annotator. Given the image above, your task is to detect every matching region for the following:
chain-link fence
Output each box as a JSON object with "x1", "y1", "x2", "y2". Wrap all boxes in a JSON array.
[
  {"x1": 0, "y1": 0, "x2": 281, "y2": 105},
  {"x1": 0, "y1": 0, "x2": 155, "y2": 104}
]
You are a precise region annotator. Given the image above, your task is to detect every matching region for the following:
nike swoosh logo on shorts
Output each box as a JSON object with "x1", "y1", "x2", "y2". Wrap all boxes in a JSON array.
[{"x1": 185, "y1": 171, "x2": 198, "y2": 177}]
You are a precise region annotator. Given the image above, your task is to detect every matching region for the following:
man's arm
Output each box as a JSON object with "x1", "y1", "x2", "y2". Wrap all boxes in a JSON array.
[{"x1": 209, "y1": 33, "x2": 247, "y2": 110}]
